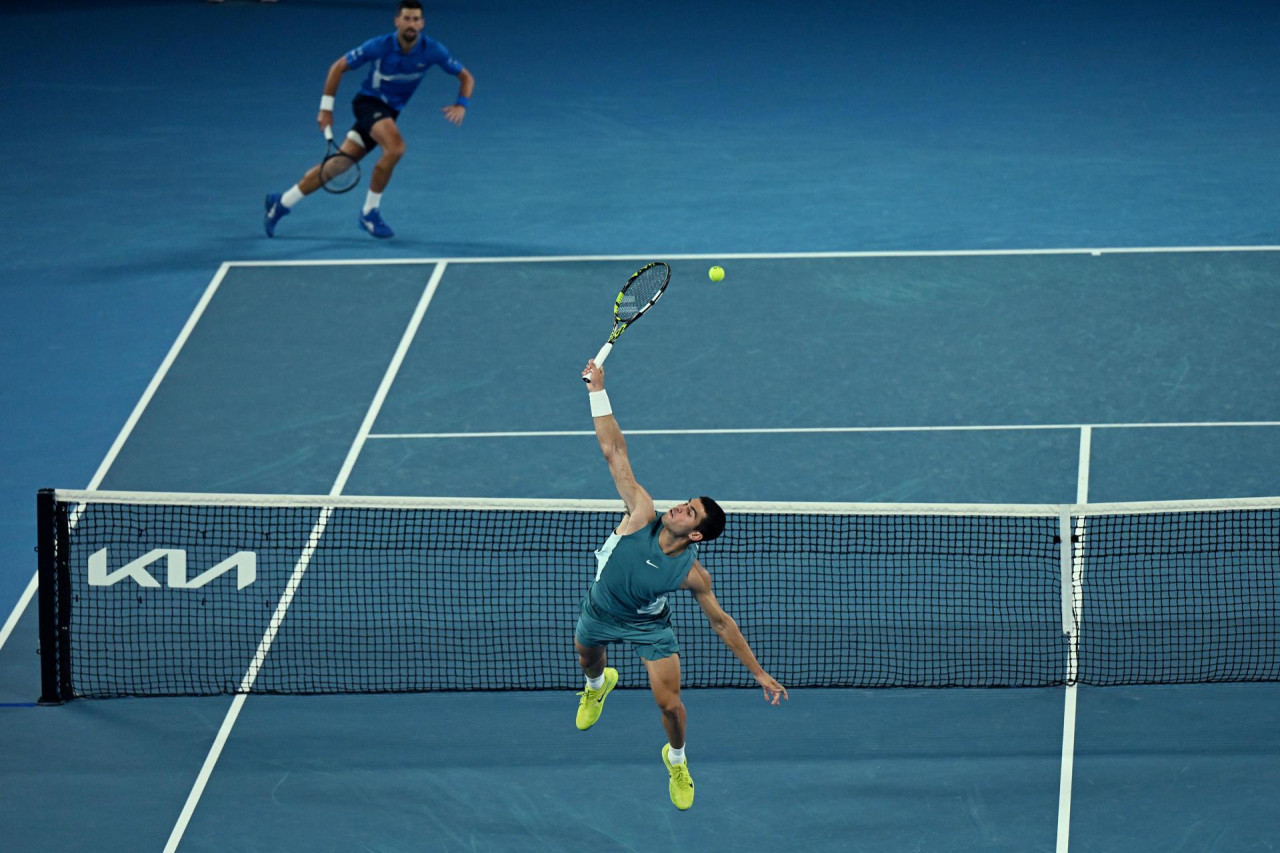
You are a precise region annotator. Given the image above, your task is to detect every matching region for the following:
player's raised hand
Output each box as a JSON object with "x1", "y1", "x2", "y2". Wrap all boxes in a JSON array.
[{"x1": 582, "y1": 360, "x2": 605, "y2": 392}]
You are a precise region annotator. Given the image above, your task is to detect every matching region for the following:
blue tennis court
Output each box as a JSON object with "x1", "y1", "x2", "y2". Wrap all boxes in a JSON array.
[{"x1": 3, "y1": 1, "x2": 1280, "y2": 851}]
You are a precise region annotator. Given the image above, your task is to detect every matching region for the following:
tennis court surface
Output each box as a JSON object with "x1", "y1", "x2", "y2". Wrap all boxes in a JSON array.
[{"x1": 2, "y1": 250, "x2": 1278, "y2": 852}]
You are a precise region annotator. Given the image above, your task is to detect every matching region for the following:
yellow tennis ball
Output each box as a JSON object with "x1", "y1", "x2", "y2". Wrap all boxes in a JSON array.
[{"x1": 708, "y1": 265, "x2": 725, "y2": 282}]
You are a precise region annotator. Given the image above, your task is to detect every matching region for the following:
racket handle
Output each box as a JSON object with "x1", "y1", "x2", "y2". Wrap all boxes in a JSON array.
[
  {"x1": 583, "y1": 342, "x2": 613, "y2": 383},
  {"x1": 323, "y1": 125, "x2": 334, "y2": 142}
]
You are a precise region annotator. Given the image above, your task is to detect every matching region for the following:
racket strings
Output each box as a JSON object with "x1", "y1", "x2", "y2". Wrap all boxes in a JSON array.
[
  {"x1": 617, "y1": 265, "x2": 668, "y2": 321},
  {"x1": 319, "y1": 151, "x2": 360, "y2": 193}
]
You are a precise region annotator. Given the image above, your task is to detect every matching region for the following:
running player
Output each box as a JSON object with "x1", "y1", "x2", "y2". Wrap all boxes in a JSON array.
[
  {"x1": 263, "y1": 0, "x2": 474, "y2": 239},
  {"x1": 575, "y1": 359, "x2": 788, "y2": 811}
]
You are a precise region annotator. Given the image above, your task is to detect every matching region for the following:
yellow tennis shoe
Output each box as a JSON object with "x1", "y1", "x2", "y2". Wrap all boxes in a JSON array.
[
  {"x1": 662, "y1": 744, "x2": 695, "y2": 810},
  {"x1": 575, "y1": 667, "x2": 618, "y2": 730}
]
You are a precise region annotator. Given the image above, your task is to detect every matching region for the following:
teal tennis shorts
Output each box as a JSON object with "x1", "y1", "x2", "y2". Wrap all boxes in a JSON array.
[{"x1": 575, "y1": 596, "x2": 681, "y2": 661}]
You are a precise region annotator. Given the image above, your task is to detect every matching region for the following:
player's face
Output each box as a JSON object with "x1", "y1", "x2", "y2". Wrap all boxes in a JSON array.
[
  {"x1": 663, "y1": 498, "x2": 706, "y2": 540},
  {"x1": 395, "y1": 9, "x2": 424, "y2": 42}
]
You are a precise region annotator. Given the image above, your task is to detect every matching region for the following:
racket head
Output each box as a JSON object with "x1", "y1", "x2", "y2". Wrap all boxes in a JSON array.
[
  {"x1": 614, "y1": 261, "x2": 671, "y2": 324},
  {"x1": 319, "y1": 126, "x2": 361, "y2": 194}
]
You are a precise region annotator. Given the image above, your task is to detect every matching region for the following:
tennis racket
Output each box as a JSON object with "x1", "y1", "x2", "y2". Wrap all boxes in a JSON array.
[
  {"x1": 318, "y1": 125, "x2": 361, "y2": 194},
  {"x1": 583, "y1": 261, "x2": 671, "y2": 382}
]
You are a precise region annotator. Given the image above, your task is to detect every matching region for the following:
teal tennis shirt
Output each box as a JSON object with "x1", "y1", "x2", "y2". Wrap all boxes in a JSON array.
[{"x1": 588, "y1": 515, "x2": 698, "y2": 622}]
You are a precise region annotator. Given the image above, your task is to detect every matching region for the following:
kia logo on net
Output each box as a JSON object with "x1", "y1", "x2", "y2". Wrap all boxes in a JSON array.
[{"x1": 87, "y1": 548, "x2": 257, "y2": 589}]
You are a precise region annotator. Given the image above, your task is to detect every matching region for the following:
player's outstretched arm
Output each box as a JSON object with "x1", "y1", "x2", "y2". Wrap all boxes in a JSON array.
[
  {"x1": 683, "y1": 561, "x2": 789, "y2": 704},
  {"x1": 582, "y1": 360, "x2": 654, "y2": 531}
]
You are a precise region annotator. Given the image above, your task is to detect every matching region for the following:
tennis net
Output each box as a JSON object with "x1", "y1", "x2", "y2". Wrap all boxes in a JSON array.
[{"x1": 35, "y1": 489, "x2": 1280, "y2": 701}]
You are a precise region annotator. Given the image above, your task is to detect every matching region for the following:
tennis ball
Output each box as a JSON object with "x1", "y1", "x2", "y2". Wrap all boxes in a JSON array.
[{"x1": 708, "y1": 265, "x2": 725, "y2": 282}]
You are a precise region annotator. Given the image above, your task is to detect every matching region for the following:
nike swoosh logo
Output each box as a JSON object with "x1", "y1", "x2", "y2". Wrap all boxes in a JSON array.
[{"x1": 646, "y1": 560, "x2": 660, "y2": 568}]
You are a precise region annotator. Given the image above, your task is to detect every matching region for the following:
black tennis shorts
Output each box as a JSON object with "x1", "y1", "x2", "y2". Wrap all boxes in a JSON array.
[{"x1": 349, "y1": 95, "x2": 401, "y2": 150}]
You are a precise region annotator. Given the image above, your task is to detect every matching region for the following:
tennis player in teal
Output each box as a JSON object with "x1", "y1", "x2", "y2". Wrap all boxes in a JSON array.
[
  {"x1": 576, "y1": 359, "x2": 788, "y2": 811},
  {"x1": 263, "y1": 0, "x2": 474, "y2": 239}
]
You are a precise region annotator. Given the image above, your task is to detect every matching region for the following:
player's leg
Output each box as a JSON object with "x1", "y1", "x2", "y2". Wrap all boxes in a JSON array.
[
  {"x1": 302, "y1": 135, "x2": 368, "y2": 193},
  {"x1": 574, "y1": 638, "x2": 618, "y2": 731},
  {"x1": 356, "y1": 117, "x2": 405, "y2": 238},
  {"x1": 366, "y1": 117, "x2": 406, "y2": 193},
  {"x1": 645, "y1": 653, "x2": 694, "y2": 810},
  {"x1": 264, "y1": 134, "x2": 368, "y2": 237},
  {"x1": 573, "y1": 600, "x2": 619, "y2": 731},
  {"x1": 644, "y1": 654, "x2": 686, "y2": 753},
  {"x1": 576, "y1": 637, "x2": 607, "y2": 680}
]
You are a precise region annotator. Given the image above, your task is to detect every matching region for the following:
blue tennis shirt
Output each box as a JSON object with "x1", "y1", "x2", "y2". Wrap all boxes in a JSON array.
[{"x1": 344, "y1": 33, "x2": 463, "y2": 111}]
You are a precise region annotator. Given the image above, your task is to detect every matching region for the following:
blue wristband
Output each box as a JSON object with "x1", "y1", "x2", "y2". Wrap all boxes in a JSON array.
[{"x1": 455, "y1": 95, "x2": 470, "y2": 108}]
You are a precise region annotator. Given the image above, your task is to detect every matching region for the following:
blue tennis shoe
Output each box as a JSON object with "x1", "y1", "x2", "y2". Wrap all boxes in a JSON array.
[
  {"x1": 358, "y1": 208, "x2": 394, "y2": 239},
  {"x1": 263, "y1": 192, "x2": 290, "y2": 237}
]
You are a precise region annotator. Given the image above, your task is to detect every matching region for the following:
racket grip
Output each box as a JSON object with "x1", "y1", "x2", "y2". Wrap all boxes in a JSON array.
[
  {"x1": 583, "y1": 342, "x2": 613, "y2": 383},
  {"x1": 323, "y1": 125, "x2": 334, "y2": 142}
]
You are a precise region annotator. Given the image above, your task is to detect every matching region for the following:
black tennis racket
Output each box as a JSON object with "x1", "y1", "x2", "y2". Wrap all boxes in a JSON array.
[
  {"x1": 583, "y1": 261, "x2": 671, "y2": 382},
  {"x1": 318, "y1": 125, "x2": 361, "y2": 194}
]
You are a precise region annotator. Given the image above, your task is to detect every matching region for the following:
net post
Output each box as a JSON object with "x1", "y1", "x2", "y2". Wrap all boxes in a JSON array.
[{"x1": 36, "y1": 489, "x2": 70, "y2": 704}]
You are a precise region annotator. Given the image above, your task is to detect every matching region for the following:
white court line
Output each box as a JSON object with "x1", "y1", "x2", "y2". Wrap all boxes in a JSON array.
[
  {"x1": 367, "y1": 420, "x2": 1280, "y2": 440},
  {"x1": 0, "y1": 573, "x2": 38, "y2": 657},
  {"x1": 1056, "y1": 426, "x2": 1092, "y2": 853},
  {"x1": 1057, "y1": 675, "x2": 1080, "y2": 853},
  {"x1": 1075, "y1": 427, "x2": 1092, "y2": 507},
  {"x1": 221, "y1": 244, "x2": 1280, "y2": 266},
  {"x1": 0, "y1": 264, "x2": 233, "y2": 657},
  {"x1": 162, "y1": 262, "x2": 448, "y2": 853}
]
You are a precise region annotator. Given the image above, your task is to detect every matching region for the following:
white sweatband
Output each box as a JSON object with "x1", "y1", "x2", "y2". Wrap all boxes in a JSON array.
[
  {"x1": 319, "y1": 94, "x2": 335, "y2": 112},
  {"x1": 589, "y1": 390, "x2": 612, "y2": 418}
]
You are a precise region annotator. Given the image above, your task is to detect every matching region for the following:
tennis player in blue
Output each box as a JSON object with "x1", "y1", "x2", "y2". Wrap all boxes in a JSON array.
[
  {"x1": 263, "y1": 0, "x2": 474, "y2": 239},
  {"x1": 576, "y1": 359, "x2": 788, "y2": 811}
]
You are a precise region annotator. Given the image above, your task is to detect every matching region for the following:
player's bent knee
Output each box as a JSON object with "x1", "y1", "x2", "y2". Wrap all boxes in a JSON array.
[
  {"x1": 652, "y1": 690, "x2": 683, "y2": 714},
  {"x1": 575, "y1": 639, "x2": 605, "y2": 668}
]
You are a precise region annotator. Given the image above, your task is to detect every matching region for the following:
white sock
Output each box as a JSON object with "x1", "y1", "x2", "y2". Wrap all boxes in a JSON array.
[
  {"x1": 363, "y1": 190, "x2": 382, "y2": 215},
  {"x1": 585, "y1": 673, "x2": 605, "y2": 690},
  {"x1": 281, "y1": 185, "x2": 304, "y2": 208},
  {"x1": 667, "y1": 744, "x2": 686, "y2": 765}
]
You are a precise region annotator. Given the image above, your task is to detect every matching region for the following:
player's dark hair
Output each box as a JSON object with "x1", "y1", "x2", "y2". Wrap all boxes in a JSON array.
[
  {"x1": 398, "y1": 0, "x2": 423, "y2": 12},
  {"x1": 696, "y1": 497, "x2": 726, "y2": 542}
]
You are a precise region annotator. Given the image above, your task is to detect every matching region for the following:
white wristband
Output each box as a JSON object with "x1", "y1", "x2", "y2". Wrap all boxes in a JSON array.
[
  {"x1": 589, "y1": 390, "x2": 612, "y2": 418},
  {"x1": 320, "y1": 94, "x2": 335, "y2": 112}
]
